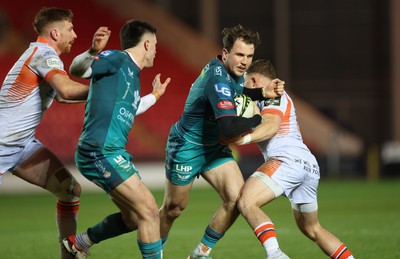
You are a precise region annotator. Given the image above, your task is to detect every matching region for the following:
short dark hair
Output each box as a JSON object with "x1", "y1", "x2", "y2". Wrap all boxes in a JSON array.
[
  {"x1": 247, "y1": 59, "x2": 277, "y2": 79},
  {"x1": 120, "y1": 20, "x2": 157, "y2": 50},
  {"x1": 33, "y1": 7, "x2": 73, "y2": 35},
  {"x1": 221, "y1": 24, "x2": 261, "y2": 52}
]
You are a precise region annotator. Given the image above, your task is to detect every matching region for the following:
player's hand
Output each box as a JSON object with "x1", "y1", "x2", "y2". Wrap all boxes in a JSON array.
[
  {"x1": 152, "y1": 73, "x2": 171, "y2": 97},
  {"x1": 262, "y1": 78, "x2": 285, "y2": 98},
  {"x1": 89, "y1": 27, "x2": 111, "y2": 56}
]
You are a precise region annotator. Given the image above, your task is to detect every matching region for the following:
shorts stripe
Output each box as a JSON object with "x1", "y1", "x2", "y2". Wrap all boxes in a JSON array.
[{"x1": 256, "y1": 159, "x2": 282, "y2": 177}]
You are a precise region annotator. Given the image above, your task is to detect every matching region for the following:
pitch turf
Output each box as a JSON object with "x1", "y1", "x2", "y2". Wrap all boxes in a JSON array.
[{"x1": 0, "y1": 180, "x2": 399, "y2": 258}]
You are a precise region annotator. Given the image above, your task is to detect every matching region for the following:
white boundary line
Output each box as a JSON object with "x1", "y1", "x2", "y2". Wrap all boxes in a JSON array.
[{"x1": 0, "y1": 162, "x2": 208, "y2": 194}]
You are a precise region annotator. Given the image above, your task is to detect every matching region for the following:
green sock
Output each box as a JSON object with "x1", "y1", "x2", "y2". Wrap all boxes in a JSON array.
[
  {"x1": 138, "y1": 239, "x2": 163, "y2": 259},
  {"x1": 87, "y1": 212, "x2": 131, "y2": 244}
]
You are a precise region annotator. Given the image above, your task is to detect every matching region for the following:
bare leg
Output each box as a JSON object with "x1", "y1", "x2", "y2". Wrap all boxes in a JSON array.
[
  {"x1": 14, "y1": 147, "x2": 81, "y2": 259},
  {"x1": 293, "y1": 209, "x2": 352, "y2": 257},
  {"x1": 186, "y1": 160, "x2": 244, "y2": 256},
  {"x1": 237, "y1": 176, "x2": 276, "y2": 228},
  {"x1": 159, "y1": 179, "x2": 193, "y2": 239},
  {"x1": 237, "y1": 175, "x2": 283, "y2": 257},
  {"x1": 202, "y1": 161, "x2": 244, "y2": 235},
  {"x1": 109, "y1": 174, "x2": 160, "y2": 243}
]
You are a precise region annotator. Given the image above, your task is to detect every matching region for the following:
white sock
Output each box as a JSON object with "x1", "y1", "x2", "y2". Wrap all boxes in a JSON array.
[
  {"x1": 193, "y1": 242, "x2": 212, "y2": 256},
  {"x1": 263, "y1": 237, "x2": 280, "y2": 257},
  {"x1": 75, "y1": 232, "x2": 93, "y2": 251}
]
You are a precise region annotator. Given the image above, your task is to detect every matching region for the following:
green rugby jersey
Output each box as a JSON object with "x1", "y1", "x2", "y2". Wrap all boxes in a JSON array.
[
  {"x1": 78, "y1": 50, "x2": 141, "y2": 153},
  {"x1": 174, "y1": 56, "x2": 244, "y2": 146}
]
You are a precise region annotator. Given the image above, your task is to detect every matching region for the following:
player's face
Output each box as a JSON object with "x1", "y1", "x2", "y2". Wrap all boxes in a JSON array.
[
  {"x1": 244, "y1": 73, "x2": 271, "y2": 89},
  {"x1": 55, "y1": 20, "x2": 77, "y2": 55},
  {"x1": 222, "y1": 39, "x2": 254, "y2": 78},
  {"x1": 143, "y1": 33, "x2": 157, "y2": 68}
]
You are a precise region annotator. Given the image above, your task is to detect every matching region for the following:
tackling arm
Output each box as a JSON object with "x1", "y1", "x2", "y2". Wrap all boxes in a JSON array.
[
  {"x1": 218, "y1": 114, "x2": 262, "y2": 138},
  {"x1": 243, "y1": 78, "x2": 285, "y2": 100},
  {"x1": 49, "y1": 73, "x2": 89, "y2": 102},
  {"x1": 70, "y1": 27, "x2": 111, "y2": 78},
  {"x1": 235, "y1": 113, "x2": 281, "y2": 145}
]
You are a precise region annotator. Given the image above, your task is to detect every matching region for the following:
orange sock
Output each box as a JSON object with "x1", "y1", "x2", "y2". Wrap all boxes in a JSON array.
[
  {"x1": 56, "y1": 200, "x2": 79, "y2": 237},
  {"x1": 254, "y1": 222, "x2": 281, "y2": 256},
  {"x1": 57, "y1": 200, "x2": 80, "y2": 218},
  {"x1": 254, "y1": 222, "x2": 277, "y2": 244},
  {"x1": 330, "y1": 243, "x2": 354, "y2": 259}
]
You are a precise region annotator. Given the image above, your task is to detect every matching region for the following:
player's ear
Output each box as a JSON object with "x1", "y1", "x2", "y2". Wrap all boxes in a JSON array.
[
  {"x1": 222, "y1": 48, "x2": 228, "y2": 62},
  {"x1": 144, "y1": 40, "x2": 149, "y2": 51},
  {"x1": 50, "y1": 29, "x2": 59, "y2": 40}
]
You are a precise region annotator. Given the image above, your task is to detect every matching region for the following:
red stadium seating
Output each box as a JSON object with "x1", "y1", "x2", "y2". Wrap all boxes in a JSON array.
[{"x1": 0, "y1": 1, "x2": 198, "y2": 162}]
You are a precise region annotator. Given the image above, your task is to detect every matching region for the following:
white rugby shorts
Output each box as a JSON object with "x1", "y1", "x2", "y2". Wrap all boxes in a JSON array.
[
  {"x1": 0, "y1": 138, "x2": 43, "y2": 183},
  {"x1": 252, "y1": 155, "x2": 320, "y2": 204}
]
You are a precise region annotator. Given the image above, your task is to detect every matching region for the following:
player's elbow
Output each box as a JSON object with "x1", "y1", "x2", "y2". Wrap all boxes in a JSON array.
[{"x1": 57, "y1": 89, "x2": 75, "y2": 100}]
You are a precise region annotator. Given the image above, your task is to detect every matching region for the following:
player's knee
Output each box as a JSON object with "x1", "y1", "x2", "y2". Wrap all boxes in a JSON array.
[
  {"x1": 223, "y1": 190, "x2": 241, "y2": 211},
  {"x1": 47, "y1": 174, "x2": 81, "y2": 201},
  {"x1": 161, "y1": 202, "x2": 186, "y2": 221},
  {"x1": 302, "y1": 224, "x2": 321, "y2": 241},
  {"x1": 237, "y1": 196, "x2": 250, "y2": 215},
  {"x1": 60, "y1": 179, "x2": 81, "y2": 201},
  {"x1": 144, "y1": 203, "x2": 160, "y2": 221}
]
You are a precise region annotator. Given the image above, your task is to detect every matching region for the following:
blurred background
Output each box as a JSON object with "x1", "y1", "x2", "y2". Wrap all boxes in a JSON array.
[{"x1": 1, "y1": 0, "x2": 399, "y2": 184}]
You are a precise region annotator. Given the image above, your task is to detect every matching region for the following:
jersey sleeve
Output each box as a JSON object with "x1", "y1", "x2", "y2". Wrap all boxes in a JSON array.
[
  {"x1": 204, "y1": 69, "x2": 236, "y2": 119},
  {"x1": 259, "y1": 95, "x2": 286, "y2": 119},
  {"x1": 29, "y1": 47, "x2": 66, "y2": 80},
  {"x1": 91, "y1": 50, "x2": 120, "y2": 77}
]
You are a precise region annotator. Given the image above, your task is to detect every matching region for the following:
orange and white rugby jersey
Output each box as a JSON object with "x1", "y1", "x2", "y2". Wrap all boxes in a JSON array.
[
  {"x1": 256, "y1": 91, "x2": 312, "y2": 161},
  {"x1": 0, "y1": 36, "x2": 67, "y2": 146}
]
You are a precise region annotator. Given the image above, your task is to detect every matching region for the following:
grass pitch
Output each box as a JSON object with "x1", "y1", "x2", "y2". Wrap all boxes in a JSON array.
[{"x1": 0, "y1": 180, "x2": 399, "y2": 258}]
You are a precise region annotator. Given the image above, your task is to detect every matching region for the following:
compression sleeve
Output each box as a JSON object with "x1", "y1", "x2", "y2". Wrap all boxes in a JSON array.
[
  {"x1": 242, "y1": 87, "x2": 267, "y2": 101},
  {"x1": 218, "y1": 114, "x2": 262, "y2": 138},
  {"x1": 136, "y1": 94, "x2": 157, "y2": 115},
  {"x1": 69, "y1": 50, "x2": 95, "y2": 78}
]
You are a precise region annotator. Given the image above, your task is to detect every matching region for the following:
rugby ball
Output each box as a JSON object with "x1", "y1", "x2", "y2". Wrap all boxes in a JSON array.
[{"x1": 234, "y1": 94, "x2": 254, "y2": 118}]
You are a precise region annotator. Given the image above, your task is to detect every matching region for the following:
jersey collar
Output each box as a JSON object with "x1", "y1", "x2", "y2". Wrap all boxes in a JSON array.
[
  {"x1": 125, "y1": 51, "x2": 141, "y2": 70},
  {"x1": 36, "y1": 36, "x2": 49, "y2": 44}
]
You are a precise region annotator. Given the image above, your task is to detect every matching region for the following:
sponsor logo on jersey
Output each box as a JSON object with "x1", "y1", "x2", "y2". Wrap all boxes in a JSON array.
[
  {"x1": 262, "y1": 97, "x2": 281, "y2": 106},
  {"x1": 214, "y1": 83, "x2": 232, "y2": 97},
  {"x1": 132, "y1": 91, "x2": 140, "y2": 109},
  {"x1": 45, "y1": 57, "x2": 62, "y2": 69},
  {"x1": 204, "y1": 64, "x2": 210, "y2": 73},
  {"x1": 128, "y1": 67, "x2": 134, "y2": 78},
  {"x1": 117, "y1": 107, "x2": 134, "y2": 127},
  {"x1": 217, "y1": 100, "x2": 234, "y2": 109},
  {"x1": 100, "y1": 50, "x2": 114, "y2": 56},
  {"x1": 226, "y1": 74, "x2": 231, "y2": 82},
  {"x1": 214, "y1": 66, "x2": 222, "y2": 76}
]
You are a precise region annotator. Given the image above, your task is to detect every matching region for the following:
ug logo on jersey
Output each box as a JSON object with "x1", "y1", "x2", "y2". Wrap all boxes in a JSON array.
[{"x1": 45, "y1": 57, "x2": 62, "y2": 69}]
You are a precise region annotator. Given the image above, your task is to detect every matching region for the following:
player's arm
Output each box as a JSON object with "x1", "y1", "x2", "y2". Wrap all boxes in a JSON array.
[
  {"x1": 218, "y1": 114, "x2": 262, "y2": 138},
  {"x1": 235, "y1": 112, "x2": 281, "y2": 145},
  {"x1": 70, "y1": 27, "x2": 111, "y2": 78},
  {"x1": 243, "y1": 78, "x2": 285, "y2": 100},
  {"x1": 48, "y1": 73, "x2": 89, "y2": 102},
  {"x1": 136, "y1": 73, "x2": 171, "y2": 115},
  {"x1": 55, "y1": 95, "x2": 86, "y2": 103}
]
